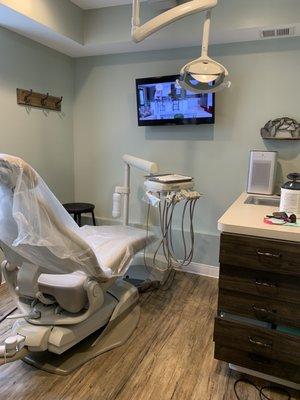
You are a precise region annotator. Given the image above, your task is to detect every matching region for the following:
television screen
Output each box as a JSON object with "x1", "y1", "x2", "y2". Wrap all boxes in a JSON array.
[{"x1": 136, "y1": 75, "x2": 215, "y2": 126}]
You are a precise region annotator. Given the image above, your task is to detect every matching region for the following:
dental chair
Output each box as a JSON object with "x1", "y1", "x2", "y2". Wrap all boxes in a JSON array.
[{"x1": 0, "y1": 154, "x2": 153, "y2": 374}]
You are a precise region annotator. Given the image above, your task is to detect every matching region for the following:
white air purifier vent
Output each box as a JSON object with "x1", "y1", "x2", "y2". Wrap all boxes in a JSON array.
[
  {"x1": 247, "y1": 151, "x2": 278, "y2": 195},
  {"x1": 260, "y1": 27, "x2": 295, "y2": 39}
]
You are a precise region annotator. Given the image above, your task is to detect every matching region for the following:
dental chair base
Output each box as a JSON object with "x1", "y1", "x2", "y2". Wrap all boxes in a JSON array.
[
  {"x1": 24, "y1": 305, "x2": 139, "y2": 375},
  {"x1": 126, "y1": 253, "x2": 172, "y2": 285},
  {"x1": 11, "y1": 280, "x2": 139, "y2": 375}
]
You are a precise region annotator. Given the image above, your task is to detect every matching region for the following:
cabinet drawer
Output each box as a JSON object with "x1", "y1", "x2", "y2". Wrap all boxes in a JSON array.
[
  {"x1": 219, "y1": 233, "x2": 300, "y2": 276},
  {"x1": 214, "y1": 344, "x2": 300, "y2": 384},
  {"x1": 214, "y1": 317, "x2": 300, "y2": 366},
  {"x1": 218, "y1": 289, "x2": 300, "y2": 328},
  {"x1": 219, "y1": 265, "x2": 300, "y2": 304}
]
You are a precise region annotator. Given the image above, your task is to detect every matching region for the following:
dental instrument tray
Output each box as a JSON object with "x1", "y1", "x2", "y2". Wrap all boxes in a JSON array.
[
  {"x1": 146, "y1": 174, "x2": 193, "y2": 183},
  {"x1": 145, "y1": 174, "x2": 194, "y2": 192}
]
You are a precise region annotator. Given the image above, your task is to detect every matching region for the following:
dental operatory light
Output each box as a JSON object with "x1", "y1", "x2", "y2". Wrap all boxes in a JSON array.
[{"x1": 131, "y1": 0, "x2": 231, "y2": 93}]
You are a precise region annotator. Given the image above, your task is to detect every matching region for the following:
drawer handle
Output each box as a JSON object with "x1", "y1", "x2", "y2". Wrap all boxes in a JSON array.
[
  {"x1": 255, "y1": 279, "x2": 277, "y2": 288},
  {"x1": 256, "y1": 250, "x2": 282, "y2": 259},
  {"x1": 252, "y1": 305, "x2": 277, "y2": 315},
  {"x1": 248, "y1": 336, "x2": 273, "y2": 349}
]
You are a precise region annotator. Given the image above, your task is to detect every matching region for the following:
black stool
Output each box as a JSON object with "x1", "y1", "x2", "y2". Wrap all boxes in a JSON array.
[{"x1": 63, "y1": 203, "x2": 96, "y2": 227}]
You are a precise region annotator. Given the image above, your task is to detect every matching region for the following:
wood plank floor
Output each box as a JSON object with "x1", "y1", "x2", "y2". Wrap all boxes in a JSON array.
[{"x1": 0, "y1": 272, "x2": 298, "y2": 400}]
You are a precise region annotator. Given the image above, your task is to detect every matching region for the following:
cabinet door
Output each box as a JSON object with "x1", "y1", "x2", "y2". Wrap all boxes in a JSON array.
[
  {"x1": 219, "y1": 233, "x2": 300, "y2": 276},
  {"x1": 215, "y1": 344, "x2": 300, "y2": 384},
  {"x1": 219, "y1": 265, "x2": 300, "y2": 304},
  {"x1": 214, "y1": 317, "x2": 300, "y2": 366},
  {"x1": 218, "y1": 289, "x2": 300, "y2": 327}
]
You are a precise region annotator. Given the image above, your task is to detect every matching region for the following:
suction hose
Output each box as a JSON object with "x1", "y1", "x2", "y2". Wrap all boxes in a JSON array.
[
  {"x1": 0, "y1": 284, "x2": 29, "y2": 367},
  {"x1": 0, "y1": 345, "x2": 29, "y2": 366}
]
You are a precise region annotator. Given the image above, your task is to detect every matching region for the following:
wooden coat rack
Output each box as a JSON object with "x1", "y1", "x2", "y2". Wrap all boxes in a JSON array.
[{"x1": 17, "y1": 88, "x2": 63, "y2": 112}]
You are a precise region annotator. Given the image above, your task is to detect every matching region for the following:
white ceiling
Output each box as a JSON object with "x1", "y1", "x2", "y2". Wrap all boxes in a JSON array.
[{"x1": 70, "y1": 0, "x2": 145, "y2": 9}]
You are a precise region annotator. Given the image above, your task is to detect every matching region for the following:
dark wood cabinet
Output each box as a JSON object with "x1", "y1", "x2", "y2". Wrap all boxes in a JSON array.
[
  {"x1": 219, "y1": 232, "x2": 300, "y2": 276},
  {"x1": 214, "y1": 232, "x2": 300, "y2": 384},
  {"x1": 218, "y1": 289, "x2": 300, "y2": 328}
]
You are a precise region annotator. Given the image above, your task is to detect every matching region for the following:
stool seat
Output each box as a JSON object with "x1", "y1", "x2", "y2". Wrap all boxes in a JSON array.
[{"x1": 63, "y1": 202, "x2": 96, "y2": 226}]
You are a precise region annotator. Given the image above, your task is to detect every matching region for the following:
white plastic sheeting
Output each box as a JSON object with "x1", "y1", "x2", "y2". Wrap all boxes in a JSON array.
[
  {"x1": 79, "y1": 225, "x2": 152, "y2": 277},
  {"x1": 0, "y1": 154, "x2": 152, "y2": 280}
]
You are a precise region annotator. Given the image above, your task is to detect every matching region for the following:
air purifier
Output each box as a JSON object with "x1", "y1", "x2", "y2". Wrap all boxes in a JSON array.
[{"x1": 247, "y1": 151, "x2": 277, "y2": 195}]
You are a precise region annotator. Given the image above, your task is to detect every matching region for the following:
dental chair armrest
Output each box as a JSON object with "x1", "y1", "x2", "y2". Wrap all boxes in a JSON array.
[
  {"x1": 38, "y1": 271, "x2": 89, "y2": 313},
  {"x1": 29, "y1": 278, "x2": 105, "y2": 325}
]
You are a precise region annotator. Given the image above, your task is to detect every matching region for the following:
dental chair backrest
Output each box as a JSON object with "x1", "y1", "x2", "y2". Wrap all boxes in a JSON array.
[{"x1": 0, "y1": 154, "x2": 104, "y2": 281}]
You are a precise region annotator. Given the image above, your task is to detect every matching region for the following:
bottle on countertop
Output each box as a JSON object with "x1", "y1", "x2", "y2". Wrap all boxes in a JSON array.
[{"x1": 280, "y1": 173, "x2": 300, "y2": 218}]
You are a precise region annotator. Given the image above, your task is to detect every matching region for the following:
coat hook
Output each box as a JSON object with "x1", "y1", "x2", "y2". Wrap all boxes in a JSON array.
[
  {"x1": 41, "y1": 92, "x2": 49, "y2": 106},
  {"x1": 55, "y1": 96, "x2": 63, "y2": 108},
  {"x1": 24, "y1": 89, "x2": 33, "y2": 104}
]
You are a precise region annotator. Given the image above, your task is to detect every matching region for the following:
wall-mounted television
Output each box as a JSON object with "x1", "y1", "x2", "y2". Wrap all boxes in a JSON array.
[{"x1": 136, "y1": 75, "x2": 215, "y2": 126}]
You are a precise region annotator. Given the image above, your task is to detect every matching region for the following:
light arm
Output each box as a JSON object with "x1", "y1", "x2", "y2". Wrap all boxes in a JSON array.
[
  {"x1": 131, "y1": 0, "x2": 230, "y2": 93},
  {"x1": 113, "y1": 155, "x2": 158, "y2": 226},
  {"x1": 201, "y1": 9, "x2": 211, "y2": 56},
  {"x1": 123, "y1": 154, "x2": 158, "y2": 174},
  {"x1": 131, "y1": 0, "x2": 218, "y2": 43},
  {"x1": 122, "y1": 155, "x2": 158, "y2": 225}
]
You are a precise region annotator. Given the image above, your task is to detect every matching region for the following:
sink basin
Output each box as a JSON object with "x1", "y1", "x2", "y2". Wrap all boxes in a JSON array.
[{"x1": 244, "y1": 195, "x2": 280, "y2": 207}]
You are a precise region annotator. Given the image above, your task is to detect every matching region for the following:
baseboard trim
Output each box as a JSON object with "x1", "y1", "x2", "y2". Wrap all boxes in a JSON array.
[{"x1": 175, "y1": 262, "x2": 219, "y2": 279}]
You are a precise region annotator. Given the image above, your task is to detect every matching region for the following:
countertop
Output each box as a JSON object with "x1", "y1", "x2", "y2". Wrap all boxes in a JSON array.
[{"x1": 218, "y1": 192, "x2": 300, "y2": 242}]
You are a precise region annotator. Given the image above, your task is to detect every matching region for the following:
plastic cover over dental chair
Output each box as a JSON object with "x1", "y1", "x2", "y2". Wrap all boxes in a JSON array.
[
  {"x1": 0, "y1": 154, "x2": 151, "y2": 280},
  {"x1": 0, "y1": 154, "x2": 154, "y2": 374}
]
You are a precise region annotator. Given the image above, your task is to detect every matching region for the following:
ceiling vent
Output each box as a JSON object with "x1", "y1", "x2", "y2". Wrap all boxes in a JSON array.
[{"x1": 260, "y1": 27, "x2": 295, "y2": 39}]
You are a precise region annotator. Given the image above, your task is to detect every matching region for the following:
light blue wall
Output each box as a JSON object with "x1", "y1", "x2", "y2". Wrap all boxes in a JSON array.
[
  {"x1": 74, "y1": 37, "x2": 300, "y2": 267},
  {"x1": 0, "y1": 27, "x2": 75, "y2": 202}
]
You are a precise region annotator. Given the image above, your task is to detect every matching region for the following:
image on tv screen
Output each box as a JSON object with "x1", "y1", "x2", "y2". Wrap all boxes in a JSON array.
[{"x1": 137, "y1": 78, "x2": 214, "y2": 124}]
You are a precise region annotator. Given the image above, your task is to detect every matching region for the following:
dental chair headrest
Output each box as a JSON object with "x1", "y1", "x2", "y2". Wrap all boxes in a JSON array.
[
  {"x1": 0, "y1": 154, "x2": 38, "y2": 190},
  {"x1": 0, "y1": 153, "x2": 102, "y2": 280}
]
